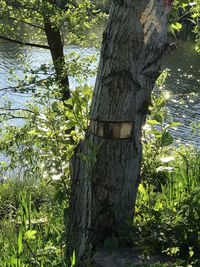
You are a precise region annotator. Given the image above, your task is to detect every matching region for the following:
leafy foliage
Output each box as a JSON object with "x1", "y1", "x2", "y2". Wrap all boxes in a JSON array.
[
  {"x1": 0, "y1": 0, "x2": 105, "y2": 46},
  {"x1": 169, "y1": 0, "x2": 200, "y2": 50},
  {"x1": 134, "y1": 73, "x2": 200, "y2": 267}
]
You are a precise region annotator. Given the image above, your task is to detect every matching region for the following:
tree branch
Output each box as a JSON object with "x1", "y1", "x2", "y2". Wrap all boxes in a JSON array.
[
  {"x1": 0, "y1": 16, "x2": 45, "y2": 30},
  {"x1": 0, "y1": 108, "x2": 35, "y2": 113},
  {"x1": 0, "y1": 77, "x2": 54, "y2": 92},
  {"x1": 0, "y1": 35, "x2": 51, "y2": 49},
  {"x1": 0, "y1": 113, "x2": 28, "y2": 120}
]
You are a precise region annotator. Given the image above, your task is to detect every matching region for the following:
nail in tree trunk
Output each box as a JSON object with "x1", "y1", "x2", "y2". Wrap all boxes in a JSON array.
[{"x1": 67, "y1": 0, "x2": 171, "y2": 262}]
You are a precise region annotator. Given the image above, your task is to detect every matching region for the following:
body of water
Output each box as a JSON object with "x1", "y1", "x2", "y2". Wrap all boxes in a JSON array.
[{"x1": 0, "y1": 39, "x2": 200, "y2": 146}]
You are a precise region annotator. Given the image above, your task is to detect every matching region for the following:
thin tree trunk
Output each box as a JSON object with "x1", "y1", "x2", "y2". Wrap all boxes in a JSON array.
[
  {"x1": 67, "y1": 0, "x2": 170, "y2": 263},
  {"x1": 43, "y1": 0, "x2": 71, "y2": 102},
  {"x1": 44, "y1": 22, "x2": 71, "y2": 102}
]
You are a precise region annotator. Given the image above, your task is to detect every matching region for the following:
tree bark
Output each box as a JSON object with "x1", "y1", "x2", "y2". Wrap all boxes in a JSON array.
[{"x1": 67, "y1": 0, "x2": 170, "y2": 263}]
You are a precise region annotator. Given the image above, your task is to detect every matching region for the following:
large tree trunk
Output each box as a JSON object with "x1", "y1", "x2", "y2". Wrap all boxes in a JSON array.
[{"x1": 67, "y1": 0, "x2": 170, "y2": 263}]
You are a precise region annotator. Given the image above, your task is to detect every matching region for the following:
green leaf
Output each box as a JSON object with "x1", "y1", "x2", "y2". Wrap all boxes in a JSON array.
[
  {"x1": 147, "y1": 119, "x2": 159, "y2": 125},
  {"x1": 27, "y1": 129, "x2": 39, "y2": 135},
  {"x1": 167, "y1": 121, "x2": 181, "y2": 128},
  {"x1": 82, "y1": 84, "x2": 91, "y2": 95},
  {"x1": 171, "y1": 22, "x2": 182, "y2": 31},
  {"x1": 65, "y1": 110, "x2": 74, "y2": 118},
  {"x1": 71, "y1": 250, "x2": 76, "y2": 267},
  {"x1": 65, "y1": 98, "x2": 73, "y2": 106},
  {"x1": 18, "y1": 230, "x2": 23, "y2": 254},
  {"x1": 24, "y1": 230, "x2": 37, "y2": 241},
  {"x1": 149, "y1": 129, "x2": 162, "y2": 138},
  {"x1": 51, "y1": 101, "x2": 59, "y2": 111},
  {"x1": 189, "y1": 247, "x2": 194, "y2": 258},
  {"x1": 161, "y1": 131, "x2": 173, "y2": 146},
  {"x1": 1, "y1": 161, "x2": 7, "y2": 167},
  {"x1": 154, "y1": 113, "x2": 163, "y2": 123},
  {"x1": 9, "y1": 257, "x2": 18, "y2": 266},
  {"x1": 157, "y1": 98, "x2": 166, "y2": 107},
  {"x1": 138, "y1": 184, "x2": 146, "y2": 195}
]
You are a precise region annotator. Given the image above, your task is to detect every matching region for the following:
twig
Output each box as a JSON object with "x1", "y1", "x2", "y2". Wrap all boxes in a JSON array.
[{"x1": 0, "y1": 35, "x2": 51, "y2": 49}]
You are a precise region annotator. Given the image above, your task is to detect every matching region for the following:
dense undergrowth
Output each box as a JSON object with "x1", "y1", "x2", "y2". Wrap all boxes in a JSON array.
[
  {"x1": 1, "y1": 145, "x2": 199, "y2": 266},
  {"x1": 0, "y1": 71, "x2": 200, "y2": 266}
]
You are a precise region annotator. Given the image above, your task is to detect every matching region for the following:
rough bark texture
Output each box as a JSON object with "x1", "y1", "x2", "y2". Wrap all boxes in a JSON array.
[{"x1": 67, "y1": 0, "x2": 170, "y2": 263}]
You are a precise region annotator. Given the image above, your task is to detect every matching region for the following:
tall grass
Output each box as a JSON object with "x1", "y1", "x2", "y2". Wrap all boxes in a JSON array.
[
  {"x1": 0, "y1": 179, "x2": 67, "y2": 266},
  {"x1": 135, "y1": 144, "x2": 200, "y2": 266}
]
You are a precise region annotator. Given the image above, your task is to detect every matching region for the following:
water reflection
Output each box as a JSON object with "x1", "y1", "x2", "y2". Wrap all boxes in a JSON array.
[
  {"x1": 163, "y1": 40, "x2": 200, "y2": 94},
  {"x1": 161, "y1": 41, "x2": 200, "y2": 146}
]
